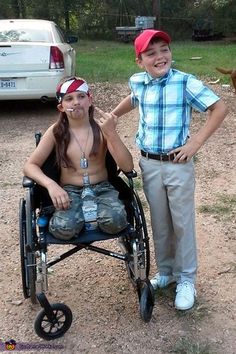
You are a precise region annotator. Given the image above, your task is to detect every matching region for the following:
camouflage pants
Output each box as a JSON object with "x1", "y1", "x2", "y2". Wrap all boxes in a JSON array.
[{"x1": 49, "y1": 182, "x2": 128, "y2": 240}]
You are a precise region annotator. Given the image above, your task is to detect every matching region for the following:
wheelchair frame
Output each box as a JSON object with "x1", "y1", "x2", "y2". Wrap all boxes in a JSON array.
[{"x1": 19, "y1": 133, "x2": 154, "y2": 340}]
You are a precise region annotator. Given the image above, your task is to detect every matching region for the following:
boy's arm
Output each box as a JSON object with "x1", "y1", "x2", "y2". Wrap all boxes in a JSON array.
[
  {"x1": 170, "y1": 99, "x2": 228, "y2": 163},
  {"x1": 111, "y1": 94, "x2": 134, "y2": 117},
  {"x1": 94, "y1": 107, "x2": 134, "y2": 172},
  {"x1": 23, "y1": 127, "x2": 70, "y2": 210}
]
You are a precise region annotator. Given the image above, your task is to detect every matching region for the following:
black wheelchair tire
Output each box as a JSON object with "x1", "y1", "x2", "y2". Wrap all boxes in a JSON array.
[
  {"x1": 34, "y1": 303, "x2": 73, "y2": 340},
  {"x1": 133, "y1": 190, "x2": 150, "y2": 277},
  {"x1": 25, "y1": 189, "x2": 37, "y2": 304},
  {"x1": 19, "y1": 198, "x2": 29, "y2": 299},
  {"x1": 139, "y1": 281, "x2": 155, "y2": 323}
]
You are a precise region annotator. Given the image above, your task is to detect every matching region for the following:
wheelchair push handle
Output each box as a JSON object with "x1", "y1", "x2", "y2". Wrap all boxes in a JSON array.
[
  {"x1": 123, "y1": 169, "x2": 137, "y2": 179},
  {"x1": 35, "y1": 132, "x2": 42, "y2": 146}
]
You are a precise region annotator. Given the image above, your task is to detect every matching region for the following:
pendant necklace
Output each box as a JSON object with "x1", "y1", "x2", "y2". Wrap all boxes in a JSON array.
[{"x1": 70, "y1": 127, "x2": 91, "y2": 185}]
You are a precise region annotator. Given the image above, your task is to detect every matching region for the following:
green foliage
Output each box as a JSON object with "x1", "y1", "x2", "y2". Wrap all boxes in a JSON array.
[{"x1": 0, "y1": 0, "x2": 235, "y2": 39}]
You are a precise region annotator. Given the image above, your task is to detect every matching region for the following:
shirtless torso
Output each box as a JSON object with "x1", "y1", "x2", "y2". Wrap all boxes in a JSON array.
[{"x1": 60, "y1": 124, "x2": 108, "y2": 186}]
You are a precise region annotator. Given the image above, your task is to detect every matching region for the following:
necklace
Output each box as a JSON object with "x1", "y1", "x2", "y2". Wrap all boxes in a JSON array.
[{"x1": 70, "y1": 127, "x2": 90, "y2": 170}]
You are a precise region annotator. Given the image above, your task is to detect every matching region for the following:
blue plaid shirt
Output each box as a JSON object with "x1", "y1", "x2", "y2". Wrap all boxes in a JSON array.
[{"x1": 129, "y1": 68, "x2": 220, "y2": 153}]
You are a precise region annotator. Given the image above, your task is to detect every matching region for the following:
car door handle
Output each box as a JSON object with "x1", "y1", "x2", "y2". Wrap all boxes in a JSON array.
[{"x1": 67, "y1": 48, "x2": 74, "y2": 53}]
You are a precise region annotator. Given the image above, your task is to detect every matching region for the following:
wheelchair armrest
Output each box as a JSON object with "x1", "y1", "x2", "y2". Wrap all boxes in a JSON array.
[{"x1": 22, "y1": 176, "x2": 35, "y2": 188}]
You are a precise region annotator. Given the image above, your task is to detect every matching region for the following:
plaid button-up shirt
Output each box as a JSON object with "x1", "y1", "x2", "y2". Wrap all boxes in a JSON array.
[{"x1": 129, "y1": 68, "x2": 219, "y2": 153}]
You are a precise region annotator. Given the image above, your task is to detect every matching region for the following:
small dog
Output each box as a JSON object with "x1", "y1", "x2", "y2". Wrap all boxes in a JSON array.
[{"x1": 216, "y1": 67, "x2": 236, "y2": 92}]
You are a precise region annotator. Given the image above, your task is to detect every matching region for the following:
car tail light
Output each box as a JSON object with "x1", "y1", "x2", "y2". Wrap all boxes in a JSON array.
[{"x1": 50, "y1": 46, "x2": 64, "y2": 69}]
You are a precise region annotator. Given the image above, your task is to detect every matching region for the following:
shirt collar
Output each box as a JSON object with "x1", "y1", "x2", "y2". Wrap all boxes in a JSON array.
[{"x1": 144, "y1": 69, "x2": 173, "y2": 86}]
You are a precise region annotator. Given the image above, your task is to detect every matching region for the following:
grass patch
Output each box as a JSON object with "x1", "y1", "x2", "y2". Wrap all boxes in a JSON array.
[
  {"x1": 156, "y1": 285, "x2": 210, "y2": 322},
  {"x1": 74, "y1": 39, "x2": 236, "y2": 83},
  {"x1": 155, "y1": 284, "x2": 175, "y2": 301},
  {"x1": 175, "y1": 301, "x2": 210, "y2": 321},
  {"x1": 75, "y1": 40, "x2": 135, "y2": 82},
  {"x1": 199, "y1": 194, "x2": 236, "y2": 221},
  {"x1": 133, "y1": 176, "x2": 143, "y2": 191},
  {"x1": 171, "y1": 338, "x2": 212, "y2": 354}
]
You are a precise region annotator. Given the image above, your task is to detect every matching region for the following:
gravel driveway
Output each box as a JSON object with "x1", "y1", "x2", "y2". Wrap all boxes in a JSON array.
[{"x1": 0, "y1": 83, "x2": 235, "y2": 354}]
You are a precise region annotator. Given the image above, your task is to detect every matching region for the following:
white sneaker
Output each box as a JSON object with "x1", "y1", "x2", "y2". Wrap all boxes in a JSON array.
[
  {"x1": 175, "y1": 281, "x2": 196, "y2": 310},
  {"x1": 150, "y1": 273, "x2": 175, "y2": 290}
]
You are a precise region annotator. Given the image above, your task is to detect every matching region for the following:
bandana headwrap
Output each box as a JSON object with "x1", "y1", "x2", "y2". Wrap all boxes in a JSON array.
[{"x1": 56, "y1": 78, "x2": 90, "y2": 102}]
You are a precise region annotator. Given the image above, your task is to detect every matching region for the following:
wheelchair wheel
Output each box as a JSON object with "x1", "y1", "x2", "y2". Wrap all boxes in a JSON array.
[
  {"x1": 125, "y1": 190, "x2": 150, "y2": 285},
  {"x1": 34, "y1": 303, "x2": 73, "y2": 340},
  {"x1": 139, "y1": 281, "x2": 155, "y2": 323},
  {"x1": 19, "y1": 198, "x2": 29, "y2": 299},
  {"x1": 19, "y1": 190, "x2": 37, "y2": 304}
]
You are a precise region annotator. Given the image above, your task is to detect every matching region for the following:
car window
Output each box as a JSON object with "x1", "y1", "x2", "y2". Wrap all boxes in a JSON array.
[
  {"x1": 0, "y1": 28, "x2": 52, "y2": 42},
  {"x1": 54, "y1": 25, "x2": 67, "y2": 43}
]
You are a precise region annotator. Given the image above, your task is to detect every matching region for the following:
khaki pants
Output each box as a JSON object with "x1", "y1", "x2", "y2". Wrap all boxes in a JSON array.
[{"x1": 139, "y1": 157, "x2": 197, "y2": 284}]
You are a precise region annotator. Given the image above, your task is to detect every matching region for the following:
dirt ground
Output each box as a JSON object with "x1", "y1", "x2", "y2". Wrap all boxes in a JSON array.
[{"x1": 0, "y1": 82, "x2": 235, "y2": 354}]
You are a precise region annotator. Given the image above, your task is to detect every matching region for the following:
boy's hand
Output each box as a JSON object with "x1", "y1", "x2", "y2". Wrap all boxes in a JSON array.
[
  {"x1": 47, "y1": 182, "x2": 71, "y2": 210},
  {"x1": 94, "y1": 107, "x2": 118, "y2": 137},
  {"x1": 169, "y1": 138, "x2": 202, "y2": 163}
]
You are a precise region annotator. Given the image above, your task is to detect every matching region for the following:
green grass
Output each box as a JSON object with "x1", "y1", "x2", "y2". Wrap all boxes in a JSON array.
[
  {"x1": 171, "y1": 338, "x2": 212, "y2": 354},
  {"x1": 74, "y1": 39, "x2": 236, "y2": 83},
  {"x1": 171, "y1": 41, "x2": 236, "y2": 81},
  {"x1": 199, "y1": 194, "x2": 236, "y2": 221},
  {"x1": 75, "y1": 40, "x2": 135, "y2": 82}
]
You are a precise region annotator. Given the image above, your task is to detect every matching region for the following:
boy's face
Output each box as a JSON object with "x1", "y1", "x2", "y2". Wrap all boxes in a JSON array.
[
  {"x1": 57, "y1": 91, "x2": 92, "y2": 118},
  {"x1": 136, "y1": 40, "x2": 172, "y2": 78}
]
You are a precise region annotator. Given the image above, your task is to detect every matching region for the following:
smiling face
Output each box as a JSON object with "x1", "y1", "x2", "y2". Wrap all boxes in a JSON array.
[{"x1": 136, "y1": 39, "x2": 172, "y2": 78}]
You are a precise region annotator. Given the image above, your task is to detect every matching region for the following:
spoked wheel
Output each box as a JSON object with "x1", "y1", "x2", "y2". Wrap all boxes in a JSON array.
[
  {"x1": 125, "y1": 238, "x2": 139, "y2": 287},
  {"x1": 34, "y1": 303, "x2": 73, "y2": 340},
  {"x1": 19, "y1": 188, "x2": 37, "y2": 304},
  {"x1": 139, "y1": 281, "x2": 155, "y2": 322},
  {"x1": 125, "y1": 190, "x2": 150, "y2": 285}
]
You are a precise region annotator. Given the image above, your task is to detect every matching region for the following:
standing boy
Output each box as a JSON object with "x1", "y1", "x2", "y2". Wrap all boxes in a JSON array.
[{"x1": 110, "y1": 30, "x2": 228, "y2": 310}]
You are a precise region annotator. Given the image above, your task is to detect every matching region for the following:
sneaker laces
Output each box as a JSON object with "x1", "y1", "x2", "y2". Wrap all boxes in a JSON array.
[{"x1": 176, "y1": 281, "x2": 196, "y2": 297}]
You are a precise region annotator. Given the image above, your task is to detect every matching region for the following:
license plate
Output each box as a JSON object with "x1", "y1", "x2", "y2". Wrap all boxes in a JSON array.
[{"x1": 0, "y1": 79, "x2": 16, "y2": 89}]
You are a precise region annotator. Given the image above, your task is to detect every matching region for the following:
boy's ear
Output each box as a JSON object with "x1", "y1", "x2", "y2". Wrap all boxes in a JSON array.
[
  {"x1": 135, "y1": 57, "x2": 144, "y2": 69},
  {"x1": 57, "y1": 103, "x2": 64, "y2": 112}
]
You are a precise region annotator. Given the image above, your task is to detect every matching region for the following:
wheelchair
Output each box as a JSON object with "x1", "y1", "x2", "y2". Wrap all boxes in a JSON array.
[{"x1": 19, "y1": 132, "x2": 154, "y2": 340}]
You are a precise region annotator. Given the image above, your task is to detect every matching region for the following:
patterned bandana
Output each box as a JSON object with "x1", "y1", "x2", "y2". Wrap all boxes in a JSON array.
[{"x1": 56, "y1": 78, "x2": 90, "y2": 102}]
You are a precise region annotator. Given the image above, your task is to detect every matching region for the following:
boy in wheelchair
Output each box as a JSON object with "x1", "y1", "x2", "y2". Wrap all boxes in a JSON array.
[{"x1": 23, "y1": 77, "x2": 134, "y2": 240}]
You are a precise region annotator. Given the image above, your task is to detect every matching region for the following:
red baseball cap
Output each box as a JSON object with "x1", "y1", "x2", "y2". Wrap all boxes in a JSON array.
[{"x1": 134, "y1": 29, "x2": 171, "y2": 57}]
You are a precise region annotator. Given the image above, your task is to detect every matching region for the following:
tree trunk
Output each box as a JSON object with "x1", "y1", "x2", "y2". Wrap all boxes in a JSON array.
[
  {"x1": 63, "y1": 0, "x2": 70, "y2": 33},
  {"x1": 153, "y1": 0, "x2": 161, "y2": 29}
]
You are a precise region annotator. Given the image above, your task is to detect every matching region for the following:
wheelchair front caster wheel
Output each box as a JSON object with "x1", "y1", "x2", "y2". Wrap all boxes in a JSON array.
[
  {"x1": 34, "y1": 303, "x2": 73, "y2": 340},
  {"x1": 139, "y1": 281, "x2": 155, "y2": 322}
]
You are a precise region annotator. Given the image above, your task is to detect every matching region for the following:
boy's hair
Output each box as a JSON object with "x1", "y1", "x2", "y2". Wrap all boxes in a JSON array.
[
  {"x1": 134, "y1": 29, "x2": 171, "y2": 57},
  {"x1": 53, "y1": 77, "x2": 101, "y2": 169}
]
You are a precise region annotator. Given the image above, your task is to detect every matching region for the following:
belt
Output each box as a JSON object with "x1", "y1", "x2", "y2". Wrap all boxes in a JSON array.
[{"x1": 141, "y1": 150, "x2": 175, "y2": 161}]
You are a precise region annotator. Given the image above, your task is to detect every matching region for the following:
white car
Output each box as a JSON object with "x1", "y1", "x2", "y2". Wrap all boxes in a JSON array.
[{"x1": 0, "y1": 19, "x2": 77, "y2": 101}]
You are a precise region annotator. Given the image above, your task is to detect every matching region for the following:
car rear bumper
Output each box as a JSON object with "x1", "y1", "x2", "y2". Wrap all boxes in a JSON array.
[{"x1": 0, "y1": 71, "x2": 71, "y2": 100}]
